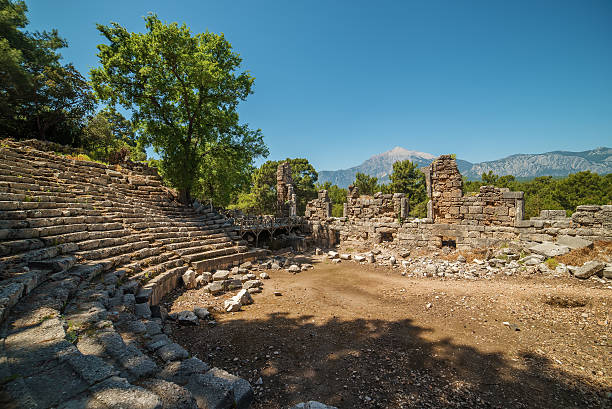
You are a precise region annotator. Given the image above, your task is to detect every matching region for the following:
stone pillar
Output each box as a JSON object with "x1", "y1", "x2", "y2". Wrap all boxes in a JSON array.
[
  {"x1": 343, "y1": 203, "x2": 348, "y2": 217},
  {"x1": 401, "y1": 197, "x2": 409, "y2": 220},
  {"x1": 277, "y1": 162, "x2": 296, "y2": 217}
]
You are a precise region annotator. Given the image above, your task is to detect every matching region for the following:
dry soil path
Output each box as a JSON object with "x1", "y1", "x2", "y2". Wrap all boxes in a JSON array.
[{"x1": 167, "y1": 258, "x2": 612, "y2": 409}]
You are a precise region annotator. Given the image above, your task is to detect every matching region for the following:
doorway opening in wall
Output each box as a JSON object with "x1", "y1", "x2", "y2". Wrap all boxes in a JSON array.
[
  {"x1": 333, "y1": 229, "x2": 340, "y2": 244},
  {"x1": 381, "y1": 232, "x2": 393, "y2": 242},
  {"x1": 441, "y1": 237, "x2": 456, "y2": 249}
]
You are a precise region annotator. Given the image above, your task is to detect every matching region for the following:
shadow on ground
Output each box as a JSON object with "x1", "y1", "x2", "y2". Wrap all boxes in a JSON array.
[{"x1": 174, "y1": 311, "x2": 611, "y2": 409}]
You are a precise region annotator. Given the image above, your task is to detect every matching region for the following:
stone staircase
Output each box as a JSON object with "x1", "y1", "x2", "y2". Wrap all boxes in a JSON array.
[{"x1": 0, "y1": 139, "x2": 265, "y2": 409}]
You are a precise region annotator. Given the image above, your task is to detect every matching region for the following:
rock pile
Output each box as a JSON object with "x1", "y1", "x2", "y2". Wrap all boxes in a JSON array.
[{"x1": 323, "y1": 239, "x2": 611, "y2": 284}]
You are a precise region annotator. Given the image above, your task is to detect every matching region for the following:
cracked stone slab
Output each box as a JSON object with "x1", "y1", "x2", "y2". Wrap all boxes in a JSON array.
[
  {"x1": 4, "y1": 361, "x2": 89, "y2": 408},
  {"x1": 60, "y1": 350, "x2": 119, "y2": 385},
  {"x1": 156, "y1": 343, "x2": 189, "y2": 362},
  {"x1": 89, "y1": 376, "x2": 162, "y2": 409},
  {"x1": 5, "y1": 317, "x2": 74, "y2": 378},
  {"x1": 185, "y1": 367, "x2": 253, "y2": 409},
  {"x1": 158, "y1": 357, "x2": 210, "y2": 385},
  {"x1": 139, "y1": 378, "x2": 198, "y2": 409}
]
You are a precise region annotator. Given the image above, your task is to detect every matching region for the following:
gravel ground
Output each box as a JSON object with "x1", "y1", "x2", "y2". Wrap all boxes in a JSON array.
[{"x1": 163, "y1": 252, "x2": 612, "y2": 409}]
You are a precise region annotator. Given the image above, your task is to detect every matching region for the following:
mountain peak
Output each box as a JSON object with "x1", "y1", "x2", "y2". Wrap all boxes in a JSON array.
[
  {"x1": 318, "y1": 146, "x2": 611, "y2": 188},
  {"x1": 375, "y1": 146, "x2": 436, "y2": 160}
]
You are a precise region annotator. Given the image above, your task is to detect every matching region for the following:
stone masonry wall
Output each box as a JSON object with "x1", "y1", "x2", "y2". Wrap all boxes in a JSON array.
[
  {"x1": 424, "y1": 155, "x2": 524, "y2": 226},
  {"x1": 305, "y1": 155, "x2": 611, "y2": 250},
  {"x1": 305, "y1": 190, "x2": 332, "y2": 220},
  {"x1": 276, "y1": 161, "x2": 297, "y2": 217}
]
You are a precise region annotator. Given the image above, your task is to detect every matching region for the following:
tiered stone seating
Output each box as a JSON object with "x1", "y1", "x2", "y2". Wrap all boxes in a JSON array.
[{"x1": 0, "y1": 139, "x2": 263, "y2": 409}]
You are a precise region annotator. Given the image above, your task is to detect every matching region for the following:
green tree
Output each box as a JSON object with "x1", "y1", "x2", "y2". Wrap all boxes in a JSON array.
[
  {"x1": 353, "y1": 172, "x2": 379, "y2": 196},
  {"x1": 91, "y1": 15, "x2": 267, "y2": 203},
  {"x1": 389, "y1": 160, "x2": 427, "y2": 215},
  {"x1": 0, "y1": 0, "x2": 94, "y2": 143},
  {"x1": 238, "y1": 158, "x2": 318, "y2": 215},
  {"x1": 195, "y1": 137, "x2": 257, "y2": 207},
  {"x1": 83, "y1": 108, "x2": 146, "y2": 163}
]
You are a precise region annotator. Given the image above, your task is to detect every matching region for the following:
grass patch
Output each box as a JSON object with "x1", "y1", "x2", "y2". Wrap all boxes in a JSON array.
[
  {"x1": 545, "y1": 258, "x2": 559, "y2": 270},
  {"x1": 556, "y1": 241, "x2": 612, "y2": 266}
]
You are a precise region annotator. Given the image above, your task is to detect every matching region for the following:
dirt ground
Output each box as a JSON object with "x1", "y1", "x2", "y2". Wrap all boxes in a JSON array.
[{"x1": 165, "y1": 256, "x2": 612, "y2": 409}]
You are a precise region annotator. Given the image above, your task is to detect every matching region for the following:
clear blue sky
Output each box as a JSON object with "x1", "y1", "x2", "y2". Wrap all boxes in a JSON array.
[{"x1": 26, "y1": 0, "x2": 612, "y2": 170}]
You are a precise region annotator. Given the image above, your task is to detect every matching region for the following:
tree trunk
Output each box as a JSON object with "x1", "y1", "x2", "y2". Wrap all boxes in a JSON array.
[{"x1": 178, "y1": 188, "x2": 191, "y2": 205}]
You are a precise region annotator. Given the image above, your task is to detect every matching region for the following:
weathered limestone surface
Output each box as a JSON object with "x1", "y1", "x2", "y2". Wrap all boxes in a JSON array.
[
  {"x1": 305, "y1": 155, "x2": 612, "y2": 250},
  {"x1": 277, "y1": 161, "x2": 297, "y2": 217},
  {"x1": 0, "y1": 139, "x2": 266, "y2": 409}
]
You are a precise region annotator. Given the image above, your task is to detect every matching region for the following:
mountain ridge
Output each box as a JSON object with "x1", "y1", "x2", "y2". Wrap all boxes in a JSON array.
[{"x1": 318, "y1": 147, "x2": 612, "y2": 187}]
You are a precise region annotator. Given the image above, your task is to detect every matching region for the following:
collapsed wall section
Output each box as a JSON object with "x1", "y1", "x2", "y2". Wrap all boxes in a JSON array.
[
  {"x1": 424, "y1": 155, "x2": 524, "y2": 226},
  {"x1": 305, "y1": 155, "x2": 611, "y2": 250},
  {"x1": 277, "y1": 161, "x2": 297, "y2": 217}
]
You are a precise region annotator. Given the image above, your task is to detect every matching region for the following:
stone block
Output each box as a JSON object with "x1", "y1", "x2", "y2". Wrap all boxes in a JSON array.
[{"x1": 556, "y1": 235, "x2": 593, "y2": 250}]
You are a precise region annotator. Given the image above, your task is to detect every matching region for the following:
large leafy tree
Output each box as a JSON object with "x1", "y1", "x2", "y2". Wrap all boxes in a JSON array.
[
  {"x1": 353, "y1": 172, "x2": 379, "y2": 196},
  {"x1": 389, "y1": 160, "x2": 427, "y2": 214},
  {"x1": 232, "y1": 158, "x2": 318, "y2": 215},
  {"x1": 0, "y1": 0, "x2": 94, "y2": 143},
  {"x1": 82, "y1": 107, "x2": 146, "y2": 163},
  {"x1": 91, "y1": 15, "x2": 267, "y2": 203}
]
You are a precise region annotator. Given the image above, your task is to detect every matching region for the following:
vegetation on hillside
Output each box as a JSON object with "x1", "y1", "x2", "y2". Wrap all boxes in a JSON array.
[{"x1": 463, "y1": 171, "x2": 612, "y2": 218}]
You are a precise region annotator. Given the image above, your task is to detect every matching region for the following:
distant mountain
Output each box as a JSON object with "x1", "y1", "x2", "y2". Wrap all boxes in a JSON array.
[
  {"x1": 462, "y1": 147, "x2": 612, "y2": 179},
  {"x1": 318, "y1": 147, "x2": 472, "y2": 187},
  {"x1": 317, "y1": 147, "x2": 611, "y2": 187}
]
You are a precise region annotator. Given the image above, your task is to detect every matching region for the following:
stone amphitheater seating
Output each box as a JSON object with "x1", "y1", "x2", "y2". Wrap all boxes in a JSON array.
[{"x1": 0, "y1": 140, "x2": 265, "y2": 408}]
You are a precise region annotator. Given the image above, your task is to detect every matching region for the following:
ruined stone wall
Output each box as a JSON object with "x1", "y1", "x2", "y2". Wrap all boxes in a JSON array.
[
  {"x1": 305, "y1": 154, "x2": 611, "y2": 250},
  {"x1": 305, "y1": 190, "x2": 332, "y2": 221},
  {"x1": 307, "y1": 205, "x2": 612, "y2": 250},
  {"x1": 276, "y1": 161, "x2": 297, "y2": 217},
  {"x1": 424, "y1": 155, "x2": 524, "y2": 226},
  {"x1": 344, "y1": 191, "x2": 408, "y2": 224}
]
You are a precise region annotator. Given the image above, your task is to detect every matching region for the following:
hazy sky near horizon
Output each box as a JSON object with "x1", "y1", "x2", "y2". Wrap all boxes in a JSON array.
[{"x1": 26, "y1": 0, "x2": 612, "y2": 170}]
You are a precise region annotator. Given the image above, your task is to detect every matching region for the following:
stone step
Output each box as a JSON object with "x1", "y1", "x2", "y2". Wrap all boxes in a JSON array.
[
  {"x1": 0, "y1": 199, "x2": 95, "y2": 212},
  {"x1": 144, "y1": 229, "x2": 227, "y2": 242},
  {"x1": 130, "y1": 257, "x2": 185, "y2": 284},
  {"x1": 122, "y1": 248, "x2": 171, "y2": 275},
  {"x1": 40, "y1": 228, "x2": 130, "y2": 247},
  {"x1": 164, "y1": 235, "x2": 234, "y2": 251},
  {"x1": 174, "y1": 241, "x2": 236, "y2": 257},
  {"x1": 0, "y1": 207, "x2": 105, "y2": 220},
  {"x1": 136, "y1": 265, "x2": 189, "y2": 305},
  {"x1": 76, "y1": 233, "x2": 143, "y2": 252},
  {"x1": 1, "y1": 243, "x2": 77, "y2": 273},
  {"x1": 192, "y1": 249, "x2": 268, "y2": 272},
  {"x1": 74, "y1": 241, "x2": 150, "y2": 261},
  {"x1": 182, "y1": 245, "x2": 247, "y2": 264}
]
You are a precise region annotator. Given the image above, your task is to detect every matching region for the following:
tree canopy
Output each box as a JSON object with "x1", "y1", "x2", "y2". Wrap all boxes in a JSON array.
[
  {"x1": 90, "y1": 14, "x2": 267, "y2": 202},
  {"x1": 230, "y1": 158, "x2": 318, "y2": 215},
  {"x1": 0, "y1": 0, "x2": 94, "y2": 143},
  {"x1": 389, "y1": 160, "x2": 427, "y2": 211},
  {"x1": 353, "y1": 172, "x2": 379, "y2": 196}
]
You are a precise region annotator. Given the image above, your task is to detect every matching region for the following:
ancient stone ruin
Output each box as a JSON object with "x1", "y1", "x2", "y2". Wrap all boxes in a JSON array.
[
  {"x1": 276, "y1": 161, "x2": 297, "y2": 217},
  {"x1": 0, "y1": 140, "x2": 609, "y2": 409},
  {"x1": 424, "y1": 155, "x2": 524, "y2": 225},
  {"x1": 0, "y1": 139, "x2": 266, "y2": 409},
  {"x1": 305, "y1": 155, "x2": 611, "y2": 249}
]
